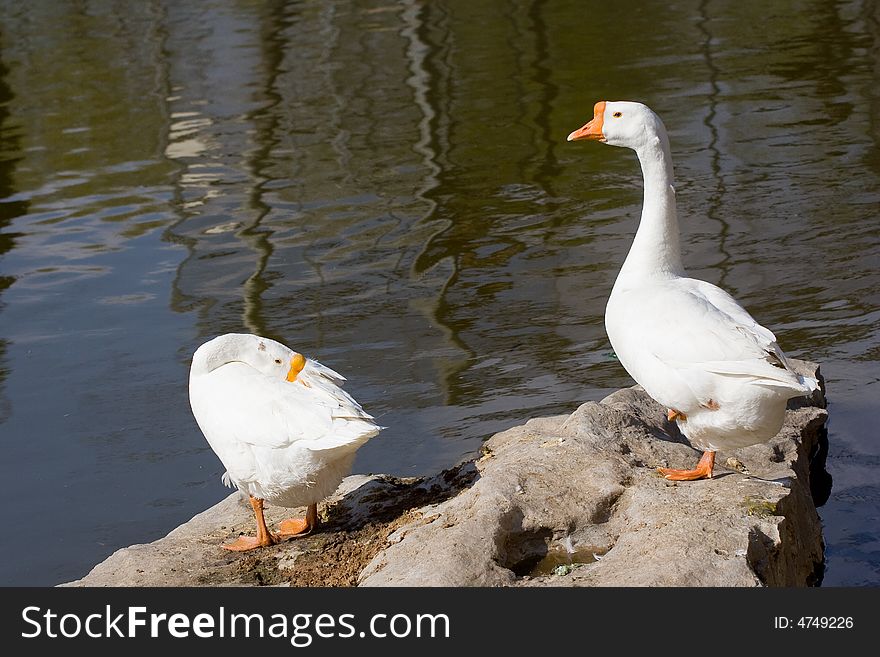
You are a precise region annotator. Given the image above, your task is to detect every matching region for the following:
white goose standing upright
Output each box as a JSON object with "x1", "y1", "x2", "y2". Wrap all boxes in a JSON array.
[
  {"x1": 189, "y1": 333, "x2": 381, "y2": 550},
  {"x1": 568, "y1": 101, "x2": 817, "y2": 480}
]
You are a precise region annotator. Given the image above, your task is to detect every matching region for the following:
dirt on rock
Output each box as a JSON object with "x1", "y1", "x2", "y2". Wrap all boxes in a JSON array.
[
  {"x1": 184, "y1": 466, "x2": 480, "y2": 588},
  {"x1": 286, "y1": 467, "x2": 477, "y2": 586}
]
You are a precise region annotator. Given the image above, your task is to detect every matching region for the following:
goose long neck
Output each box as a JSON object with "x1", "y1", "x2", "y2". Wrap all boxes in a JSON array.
[
  {"x1": 192, "y1": 334, "x2": 249, "y2": 376},
  {"x1": 618, "y1": 132, "x2": 685, "y2": 280}
]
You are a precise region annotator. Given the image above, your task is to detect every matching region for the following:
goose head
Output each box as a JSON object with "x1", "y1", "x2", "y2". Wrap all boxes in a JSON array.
[
  {"x1": 192, "y1": 333, "x2": 306, "y2": 382},
  {"x1": 567, "y1": 100, "x2": 667, "y2": 151}
]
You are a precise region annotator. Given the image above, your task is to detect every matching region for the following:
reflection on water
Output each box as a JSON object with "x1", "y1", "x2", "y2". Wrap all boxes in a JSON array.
[
  {"x1": 0, "y1": 45, "x2": 19, "y2": 426},
  {"x1": 0, "y1": 0, "x2": 878, "y2": 586}
]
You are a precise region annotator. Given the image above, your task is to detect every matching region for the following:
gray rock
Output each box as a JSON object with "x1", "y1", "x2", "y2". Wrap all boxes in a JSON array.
[{"x1": 64, "y1": 360, "x2": 827, "y2": 587}]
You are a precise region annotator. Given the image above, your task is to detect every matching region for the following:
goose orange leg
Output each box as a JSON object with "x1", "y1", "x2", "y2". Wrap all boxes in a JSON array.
[
  {"x1": 223, "y1": 496, "x2": 278, "y2": 551},
  {"x1": 658, "y1": 450, "x2": 716, "y2": 481},
  {"x1": 278, "y1": 503, "x2": 319, "y2": 538}
]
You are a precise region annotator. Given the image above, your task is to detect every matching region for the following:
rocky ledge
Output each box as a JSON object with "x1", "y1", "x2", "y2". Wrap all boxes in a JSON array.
[{"x1": 64, "y1": 361, "x2": 828, "y2": 587}]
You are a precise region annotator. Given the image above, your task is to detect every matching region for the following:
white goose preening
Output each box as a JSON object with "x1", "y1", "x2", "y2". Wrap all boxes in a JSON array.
[
  {"x1": 568, "y1": 101, "x2": 818, "y2": 480},
  {"x1": 189, "y1": 333, "x2": 381, "y2": 550}
]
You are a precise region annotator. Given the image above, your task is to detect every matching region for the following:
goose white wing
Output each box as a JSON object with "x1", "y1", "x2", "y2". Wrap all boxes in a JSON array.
[
  {"x1": 302, "y1": 358, "x2": 347, "y2": 384},
  {"x1": 297, "y1": 358, "x2": 376, "y2": 419},
  {"x1": 610, "y1": 278, "x2": 808, "y2": 393},
  {"x1": 190, "y1": 361, "x2": 377, "y2": 455},
  {"x1": 666, "y1": 278, "x2": 804, "y2": 385},
  {"x1": 683, "y1": 278, "x2": 778, "y2": 351}
]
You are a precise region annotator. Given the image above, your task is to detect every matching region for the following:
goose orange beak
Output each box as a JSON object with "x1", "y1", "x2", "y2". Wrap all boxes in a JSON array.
[
  {"x1": 567, "y1": 101, "x2": 606, "y2": 142},
  {"x1": 286, "y1": 353, "x2": 306, "y2": 382}
]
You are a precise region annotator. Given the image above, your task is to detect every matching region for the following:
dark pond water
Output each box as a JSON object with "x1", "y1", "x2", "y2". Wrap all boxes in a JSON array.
[{"x1": 0, "y1": 0, "x2": 878, "y2": 586}]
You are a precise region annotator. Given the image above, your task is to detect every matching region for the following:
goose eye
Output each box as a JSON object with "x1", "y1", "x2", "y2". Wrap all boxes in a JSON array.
[
  {"x1": 274, "y1": 358, "x2": 282, "y2": 365},
  {"x1": 613, "y1": 111, "x2": 622, "y2": 118}
]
